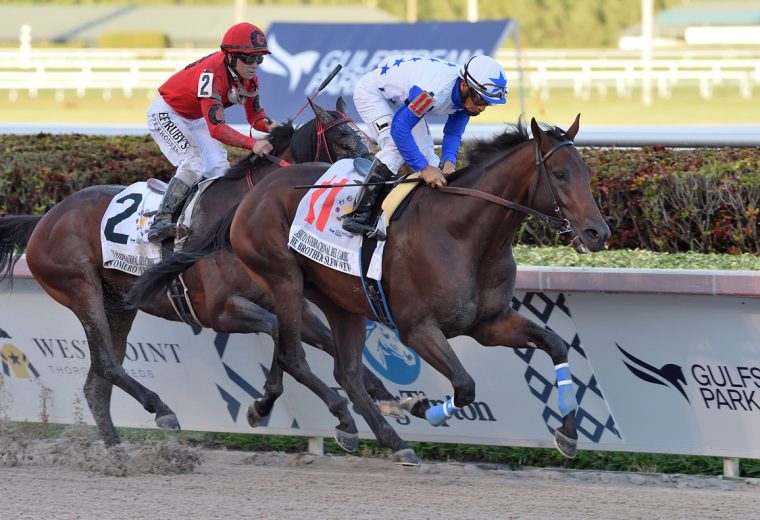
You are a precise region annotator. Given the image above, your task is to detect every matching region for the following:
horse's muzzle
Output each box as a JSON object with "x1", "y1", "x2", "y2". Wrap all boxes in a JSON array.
[{"x1": 571, "y1": 223, "x2": 610, "y2": 254}]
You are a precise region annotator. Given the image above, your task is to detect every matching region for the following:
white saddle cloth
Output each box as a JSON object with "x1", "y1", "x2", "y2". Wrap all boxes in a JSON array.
[{"x1": 288, "y1": 159, "x2": 386, "y2": 280}]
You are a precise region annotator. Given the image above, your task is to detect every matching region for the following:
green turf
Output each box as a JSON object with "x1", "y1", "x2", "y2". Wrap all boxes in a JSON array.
[{"x1": 0, "y1": 85, "x2": 757, "y2": 126}]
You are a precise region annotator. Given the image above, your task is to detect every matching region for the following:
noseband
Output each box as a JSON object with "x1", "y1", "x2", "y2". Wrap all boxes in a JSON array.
[{"x1": 438, "y1": 139, "x2": 574, "y2": 233}]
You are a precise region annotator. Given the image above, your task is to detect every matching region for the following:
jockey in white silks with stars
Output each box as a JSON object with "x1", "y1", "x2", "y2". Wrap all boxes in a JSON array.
[{"x1": 342, "y1": 54, "x2": 508, "y2": 240}]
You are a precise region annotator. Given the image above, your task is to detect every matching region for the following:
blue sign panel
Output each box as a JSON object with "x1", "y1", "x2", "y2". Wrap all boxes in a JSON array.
[{"x1": 227, "y1": 20, "x2": 513, "y2": 123}]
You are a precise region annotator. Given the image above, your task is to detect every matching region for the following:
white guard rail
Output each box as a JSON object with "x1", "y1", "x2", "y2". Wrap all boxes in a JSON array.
[{"x1": 0, "y1": 47, "x2": 758, "y2": 100}]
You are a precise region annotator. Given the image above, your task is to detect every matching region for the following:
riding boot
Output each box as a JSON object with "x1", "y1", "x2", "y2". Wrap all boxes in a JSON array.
[
  {"x1": 147, "y1": 177, "x2": 193, "y2": 244},
  {"x1": 342, "y1": 160, "x2": 394, "y2": 240}
]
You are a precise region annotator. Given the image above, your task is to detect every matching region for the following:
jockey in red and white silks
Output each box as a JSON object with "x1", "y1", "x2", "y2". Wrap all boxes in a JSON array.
[{"x1": 146, "y1": 22, "x2": 278, "y2": 243}]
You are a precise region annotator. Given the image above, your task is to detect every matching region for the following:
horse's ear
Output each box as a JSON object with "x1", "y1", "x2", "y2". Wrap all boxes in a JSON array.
[
  {"x1": 565, "y1": 113, "x2": 581, "y2": 141},
  {"x1": 309, "y1": 99, "x2": 331, "y2": 125},
  {"x1": 530, "y1": 117, "x2": 545, "y2": 148},
  {"x1": 336, "y1": 96, "x2": 347, "y2": 114}
]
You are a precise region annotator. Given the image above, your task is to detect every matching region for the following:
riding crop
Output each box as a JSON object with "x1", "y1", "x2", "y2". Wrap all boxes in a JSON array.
[{"x1": 259, "y1": 63, "x2": 345, "y2": 168}]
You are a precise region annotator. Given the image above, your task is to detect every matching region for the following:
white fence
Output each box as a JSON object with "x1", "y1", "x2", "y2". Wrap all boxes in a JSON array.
[{"x1": 1, "y1": 47, "x2": 758, "y2": 100}]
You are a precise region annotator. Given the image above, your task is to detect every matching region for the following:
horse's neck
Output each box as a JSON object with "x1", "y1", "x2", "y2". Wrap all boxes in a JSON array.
[
  {"x1": 441, "y1": 142, "x2": 536, "y2": 251},
  {"x1": 289, "y1": 121, "x2": 316, "y2": 163}
]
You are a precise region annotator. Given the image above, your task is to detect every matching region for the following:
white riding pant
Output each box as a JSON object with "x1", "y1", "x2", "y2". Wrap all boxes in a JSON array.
[
  {"x1": 146, "y1": 94, "x2": 229, "y2": 187},
  {"x1": 353, "y1": 77, "x2": 439, "y2": 175}
]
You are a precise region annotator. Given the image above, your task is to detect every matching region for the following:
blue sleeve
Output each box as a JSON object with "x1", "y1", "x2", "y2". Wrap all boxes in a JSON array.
[
  {"x1": 440, "y1": 110, "x2": 470, "y2": 165},
  {"x1": 391, "y1": 105, "x2": 429, "y2": 173}
]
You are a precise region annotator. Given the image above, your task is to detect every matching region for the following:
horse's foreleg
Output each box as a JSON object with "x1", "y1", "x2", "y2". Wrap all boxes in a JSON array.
[
  {"x1": 401, "y1": 323, "x2": 476, "y2": 427},
  {"x1": 323, "y1": 307, "x2": 419, "y2": 466},
  {"x1": 300, "y1": 304, "x2": 414, "y2": 418},
  {"x1": 208, "y1": 294, "x2": 283, "y2": 425},
  {"x1": 470, "y1": 308, "x2": 578, "y2": 458},
  {"x1": 262, "y1": 275, "x2": 359, "y2": 452}
]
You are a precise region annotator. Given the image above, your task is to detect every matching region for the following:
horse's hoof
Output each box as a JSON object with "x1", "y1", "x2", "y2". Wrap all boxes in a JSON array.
[
  {"x1": 392, "y1": 448, "x2": 420, "y2": 467},
  {"x1": 553, "y1": 429, "x2": 577, "y2": 459},
  {"x1": 400, "y1": 396, "x2": 431, "y2": 419},
  {"x1": 247, "y1": 400, "x2": 266, "y2": 428},
  {"x1": 156, "y1": 413, "x2": 180, "y2": 431},
  {"x1": 335, "y1": 429, "x2": 358, "y2": 453},
  {"x1": 377, "y1": 400, "x2": 406, "y2": 419}
]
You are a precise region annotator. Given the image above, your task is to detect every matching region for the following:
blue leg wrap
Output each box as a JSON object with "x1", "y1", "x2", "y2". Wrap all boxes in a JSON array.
[
  {"x1": 555, "y1": 363, "x2": 577, "y2": 416},
  {"x1": 425, "y1": 397, "x2": 459, "y2": 427}
]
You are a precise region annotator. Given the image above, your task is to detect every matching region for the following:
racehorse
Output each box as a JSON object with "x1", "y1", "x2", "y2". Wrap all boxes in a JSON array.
[
  {"x1": 131, "y1": 116, "x2": 610, "y2": 465},
  {"x1": 0, "y1": 100, "x2": 410, "y2": 449}
]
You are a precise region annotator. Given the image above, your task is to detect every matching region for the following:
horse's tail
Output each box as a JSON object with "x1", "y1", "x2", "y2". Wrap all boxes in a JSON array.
[
  {"x1": 126, "y1": 204, "x2": 238, "y2": 308},
  {"x1": 0, "y1": 215, "x2": 42, "y2": 284}
]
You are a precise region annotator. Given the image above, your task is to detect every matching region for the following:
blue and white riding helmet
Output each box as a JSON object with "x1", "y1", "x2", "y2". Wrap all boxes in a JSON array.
[{"x1": 459, "y1": 55, "x2": 508, "y2": 105}]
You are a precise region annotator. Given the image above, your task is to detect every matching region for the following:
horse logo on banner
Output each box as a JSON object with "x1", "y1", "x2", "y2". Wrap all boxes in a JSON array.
[{"x1": 363, "y1": 321, "x2": 420, "y2": 385}]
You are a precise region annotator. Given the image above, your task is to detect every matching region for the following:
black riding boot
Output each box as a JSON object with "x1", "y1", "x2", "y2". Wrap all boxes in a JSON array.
[
  {"x1": 147, "y1": 177, "x2": 193, "y2": 244},
  {"x1": 342, "y1": 160, "x2": 394, "y2": 240}
]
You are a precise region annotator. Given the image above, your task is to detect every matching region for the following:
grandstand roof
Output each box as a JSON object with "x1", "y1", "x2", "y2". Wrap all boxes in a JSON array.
[
  {"x1": 1, "y1": 4, "x2": 398, "y2": 48},
  {"x1": 656, "y1": 2, "x2": 760, "y2": 28}
]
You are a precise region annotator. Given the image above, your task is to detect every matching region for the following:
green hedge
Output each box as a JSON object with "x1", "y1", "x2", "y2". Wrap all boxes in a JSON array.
[
  {"x1": 1, "y1": 134, "x2": 758, "y2": 255},
  {"x1": 463, "y1": 143, "x2": 760, "y2": 255}
]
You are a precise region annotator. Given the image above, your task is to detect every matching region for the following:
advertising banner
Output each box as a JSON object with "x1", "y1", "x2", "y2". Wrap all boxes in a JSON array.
[
  {"x1": 227, "y1": 20, "x2": 515, "y2": 124},
  {"x1": 2, "y1": 276, "x2": 759, "y2": 458},
  {"x1": 0, "y1": 279, "x2": 760, "y2": 458}
]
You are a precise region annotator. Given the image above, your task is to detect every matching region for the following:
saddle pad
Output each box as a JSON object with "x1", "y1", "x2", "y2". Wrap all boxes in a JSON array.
[
  {"x1": 380, "y1": 172, "x2": 422, "y2": 226},
  {"x1": 100, "y1": 182, "x2": 163, "y2": 275},
  {"x1": 288, "y1": 159, "x2": 386, "y2": 280}
]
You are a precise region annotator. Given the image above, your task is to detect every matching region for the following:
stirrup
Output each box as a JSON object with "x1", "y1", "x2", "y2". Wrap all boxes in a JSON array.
[{"x1": 342, "y1": 219, "x2": 386, "y2": 241}]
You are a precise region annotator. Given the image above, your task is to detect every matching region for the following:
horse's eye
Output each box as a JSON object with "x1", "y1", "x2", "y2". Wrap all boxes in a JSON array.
[{"x1": 554, "y1": 169, "x2": 567, "y2": 179}]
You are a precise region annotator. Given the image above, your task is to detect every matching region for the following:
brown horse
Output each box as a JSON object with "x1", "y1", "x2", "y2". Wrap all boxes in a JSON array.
[
  {"x1": 133, "y1": 116, "x2": 610, "y2": 465},
  {"x1": 0, "y1": 100, "x2": 409, "y2": 449}
]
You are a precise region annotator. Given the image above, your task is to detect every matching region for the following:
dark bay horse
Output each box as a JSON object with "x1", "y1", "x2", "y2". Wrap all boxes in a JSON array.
[
  {"x1": 133, "y1": 116, "x2": 610, "y2": 465},
  {"x1": 0, "y1": 100, "x2": 406, "y2": 449}
]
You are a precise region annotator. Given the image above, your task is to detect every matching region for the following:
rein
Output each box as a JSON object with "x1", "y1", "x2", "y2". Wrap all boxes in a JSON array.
[{"x1": 438, "y1": 140, "x2": 574, "y2": 233}]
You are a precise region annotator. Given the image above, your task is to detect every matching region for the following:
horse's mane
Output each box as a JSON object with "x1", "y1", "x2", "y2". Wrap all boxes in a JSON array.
[
  {"x1": 224, "y1": 123, "x2": 296, "y2": 179},
  {"x1": 465, "y1": 118, "x2": 566, "y2": 167}
]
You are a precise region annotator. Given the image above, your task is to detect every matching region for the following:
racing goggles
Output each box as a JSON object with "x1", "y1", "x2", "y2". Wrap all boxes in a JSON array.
[
  {"x1": 234, "y1": 53, "x2": 265, "y2": 65},
  {"x1": 469, "y1": 90, "x2": 491, "y2": 107}
]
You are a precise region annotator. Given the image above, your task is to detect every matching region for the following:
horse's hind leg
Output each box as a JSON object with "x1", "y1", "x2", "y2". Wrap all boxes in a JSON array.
[
  {"x1": 83, "y1": 299, "x2": 138, "y2": 445},
  {"x1": 470, "y1": 308, "x2": 578, "y2": 458},
  {"x1": 77, "y1": 290, "x2": 179, "y2": 436}
]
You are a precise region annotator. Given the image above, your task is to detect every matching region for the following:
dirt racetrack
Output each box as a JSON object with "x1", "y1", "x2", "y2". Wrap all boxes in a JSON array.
[{"x1": 0, "y1": 435, "x2": 758, "y2": 520}]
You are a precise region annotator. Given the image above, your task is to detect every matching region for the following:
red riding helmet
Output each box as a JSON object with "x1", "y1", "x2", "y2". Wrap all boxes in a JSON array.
[{"x1": 220, "y1": 22, "x2": 270, "y2": 54}]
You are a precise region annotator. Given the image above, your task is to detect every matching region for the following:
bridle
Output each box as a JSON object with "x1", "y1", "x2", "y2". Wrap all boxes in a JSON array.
[
  {"x1": 438, "y1": 139, "x2": 574, "y2": 234},
  {"x1": 313, "y1": 111, "x2": 355, "y2": 163},
  {"x1": 249, "y1": 111, "x2": 361, "y2": 186}
]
